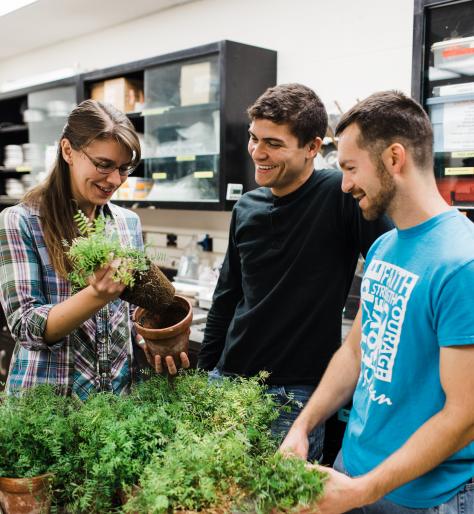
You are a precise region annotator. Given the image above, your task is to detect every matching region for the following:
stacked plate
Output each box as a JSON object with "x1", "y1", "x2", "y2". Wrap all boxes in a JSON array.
[
  {"x1": 22, "y1": 143, "x2": 43, "y2": 168},
  {"x1": 3, "y1": 145, "x2": 23, "y2": 168},
  {"x1": 5, "y1": 178, "x2": 25, "y2": 197}
]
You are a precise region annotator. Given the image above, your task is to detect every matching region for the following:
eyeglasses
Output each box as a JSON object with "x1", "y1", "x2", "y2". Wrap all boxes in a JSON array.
[{"x1": 81, "y1": 149, "x2": 136, "y2": 177}]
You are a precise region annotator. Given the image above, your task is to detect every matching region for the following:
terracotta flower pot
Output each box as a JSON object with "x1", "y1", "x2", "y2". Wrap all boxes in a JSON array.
[
  {"x1": 0, "y1": 474, "x2": 52, "y2": 514},
  {"x1": 133, "y1": 295, "x2": 193, "y2": 369},
  {"x1": 120, "y1": 260, "x2": 175, "y2": 316}
]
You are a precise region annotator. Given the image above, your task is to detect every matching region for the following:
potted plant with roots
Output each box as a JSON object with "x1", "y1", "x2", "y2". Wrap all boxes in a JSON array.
[{"x1": 65, "y1": 211, "x2": 193, "y2": 369}]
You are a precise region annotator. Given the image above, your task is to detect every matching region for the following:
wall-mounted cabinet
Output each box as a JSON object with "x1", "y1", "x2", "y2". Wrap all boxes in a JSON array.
[
  {"x1": 0, "y1": 78, "x2": 79, "y2": 207},
  {"x1": 0, "y1": 41, "x2": 277, "y2": 211},
  {"x1": 412, "y1": 0, "x2": 474, "y2": 222}
]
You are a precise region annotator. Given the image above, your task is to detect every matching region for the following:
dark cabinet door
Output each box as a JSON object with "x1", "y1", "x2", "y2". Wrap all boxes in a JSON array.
[{"x1": 0, "y1": 331, "x2": 14, "y2": 390}]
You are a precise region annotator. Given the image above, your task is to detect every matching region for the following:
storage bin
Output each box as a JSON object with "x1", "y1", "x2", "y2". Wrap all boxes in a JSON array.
[{"x1": 432, "y1": 36, "x2": 474, "y2": 74}]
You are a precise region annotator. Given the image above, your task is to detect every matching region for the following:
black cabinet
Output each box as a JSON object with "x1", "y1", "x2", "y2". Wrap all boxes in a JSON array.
[
  {"x1": 0, "y1": 79, "x2": 78, "y2": 211},
  {"x1": 0, "y1": 307, "x2": 14, "y2": 391},
  {"x1": 0, "y1": 41, "x2": 277, "y2": 211},
  {"x1": 413, "y1": 0, "x2": 474, "y2": 222}
]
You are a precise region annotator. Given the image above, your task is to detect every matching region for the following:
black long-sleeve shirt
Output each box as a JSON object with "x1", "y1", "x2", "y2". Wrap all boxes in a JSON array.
[{"x1": 198, "y1": 169, "x2": 393, "y2": 385}]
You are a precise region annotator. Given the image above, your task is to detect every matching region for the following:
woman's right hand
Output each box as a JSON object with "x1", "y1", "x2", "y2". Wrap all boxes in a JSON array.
[{"x1": 88, "y1": 258, "x2": 126, "y2": 303}]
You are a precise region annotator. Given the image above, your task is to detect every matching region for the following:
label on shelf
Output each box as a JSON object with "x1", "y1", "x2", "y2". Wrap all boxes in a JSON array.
[
  {"x1": 445, "y1": 167, "x2": 474, "y2": 176},
  {"x1": 176, "y1": 155, "x2": 196, "y2": 162},
  {"x1": 452, "y1": 151, "x2": 474, "y2": 158},
  {"x1": 194, "y1": 171, "x2": 214, "y2": 179},
  {"x1": 152, "y1": 172, "x2": 168, "y2": 180},
  {"x1": 141, "y1": 106, "x2": 172, "y2": 116}
]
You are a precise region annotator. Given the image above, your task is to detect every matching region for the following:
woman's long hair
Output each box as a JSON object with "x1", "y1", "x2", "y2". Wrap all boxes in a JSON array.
[{"x1": 23, "y1": 100, "x2": 141, "y2": 278}]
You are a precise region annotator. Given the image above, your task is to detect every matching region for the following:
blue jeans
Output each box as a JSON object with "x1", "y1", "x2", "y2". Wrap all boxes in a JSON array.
[
  {"x1": 266, "y1": 384, "x2": 325, "y2": 463},
  {"x1": 208, "y1": 370, "x2": 324, "y2": 462},
  {"x1": 333, "y1": 451, "x2": 474, "y2": 513}
]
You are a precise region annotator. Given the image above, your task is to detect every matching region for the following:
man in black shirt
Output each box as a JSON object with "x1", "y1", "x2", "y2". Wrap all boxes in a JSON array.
[{"x1": 197, "y1": 83, "x2": 392, "y2": 461}]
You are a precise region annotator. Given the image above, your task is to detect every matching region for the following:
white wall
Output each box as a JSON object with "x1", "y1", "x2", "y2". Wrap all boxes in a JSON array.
[
  {"x1": 0, "y1": 0, "x2": 415, "y2": 245},
  {"x1": 0, "y1": 0, "x2": 414, "y2": 111}
]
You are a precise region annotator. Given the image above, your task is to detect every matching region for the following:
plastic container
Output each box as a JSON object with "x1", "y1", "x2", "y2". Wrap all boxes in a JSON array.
[
  {"x1": 176, "y1": 235, "x2": 202, "y2": 281},
  {"x1": 432, "y1": 36, "x2": 474, "y2": 74},
  {"x1": 114, "y1": 177, "x2": 153, "y2": 200}
]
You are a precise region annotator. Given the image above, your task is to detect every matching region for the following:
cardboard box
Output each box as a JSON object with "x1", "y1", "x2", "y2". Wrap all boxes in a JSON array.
[
  {"x1": 180, "y1": 61, "x2": 212, "y2": 106},
  {"x1": 90, "y1": 78, "x2": 144, "y2": 113},
  {"x1": 90, "y1": 81, "x2": 104, "y2": 102}
]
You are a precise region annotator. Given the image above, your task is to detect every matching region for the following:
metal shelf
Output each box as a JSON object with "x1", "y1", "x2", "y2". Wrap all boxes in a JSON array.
[
  {"x1": 0, "y1": 195, "x2": 21, "y2": 206},
  {"x1": 0, "y1": 124, "x2": 27, "y2": 133}
]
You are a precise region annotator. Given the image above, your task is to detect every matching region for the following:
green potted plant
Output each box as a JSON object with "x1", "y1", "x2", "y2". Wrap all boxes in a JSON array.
[
  {"x1": 66, "y1": 211, "x2": 198, "y2": 367},
  {"x1": 0, "y1": 373, "x2": 327, "y2": 513},
  {"x1": 65, "y1": 211, "x2": 175, "y2": 316},
  {"x1": 122, "y1": 372, "x2": 327, "y2": 514},
  {"x1": 63, "y1": 389, "x2": 177, "y2": 513},
  {"x1": 0, "y1": 386, "x2": 78, "y2": 514}
]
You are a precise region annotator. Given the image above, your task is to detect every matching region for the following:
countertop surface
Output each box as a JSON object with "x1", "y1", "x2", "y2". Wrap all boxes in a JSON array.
[{"x1": 190, "y1": 307, "x2": 355, "y2": 346}]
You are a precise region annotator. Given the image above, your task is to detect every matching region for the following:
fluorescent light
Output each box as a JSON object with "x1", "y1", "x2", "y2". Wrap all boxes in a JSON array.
[
  {"x1": 0, "y1": 67, "x2": 78, "y2": 93},
  {"x1": 0, "y1": 0, "x2": 38, "y2": 17}
]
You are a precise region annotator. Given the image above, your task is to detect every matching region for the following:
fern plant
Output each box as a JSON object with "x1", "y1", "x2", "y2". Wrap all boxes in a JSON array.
[
  {"x1": 0, "y1": 373, "x2": 327, "y2": 513},
  {"x1": 122, "y1": 372, "x2": 326, "y2": 514},
  {"x1": 64, "y1": 210, "x2": 149, "y2": 291},
  {"x1": 0, "y1": 385, "x2": 78, "y2": 481}
]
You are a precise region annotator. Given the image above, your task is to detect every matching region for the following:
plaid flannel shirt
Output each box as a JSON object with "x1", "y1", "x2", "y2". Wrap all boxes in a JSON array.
[{"x1": 0, "y1": 202, "x2": 144, "y2": 399}]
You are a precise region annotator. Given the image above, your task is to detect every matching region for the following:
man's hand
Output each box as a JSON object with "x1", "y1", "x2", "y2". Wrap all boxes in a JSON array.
[
  {"x1": 279, "y1": 425, "x2": 310, "y2": 460},
  {"x1": 295, "y1": 465, "x2": 368, "y2": 514},
  {"x1": 138, "y1": 338, "x2": 190, "y2": 375}
]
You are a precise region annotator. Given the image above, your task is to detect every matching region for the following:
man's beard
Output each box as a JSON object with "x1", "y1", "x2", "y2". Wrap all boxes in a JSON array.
[{"x1": 361, "y1": 161, "x2": 396, "y2": 221}]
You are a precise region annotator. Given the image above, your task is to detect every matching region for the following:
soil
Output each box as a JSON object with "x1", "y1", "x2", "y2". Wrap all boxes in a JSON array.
[
  {"x1": 120, "y1": 261, "x2": 175, "y2": 315},
  {"x1": 138, "y1": 302, "x2": 188, "y2": 330}
]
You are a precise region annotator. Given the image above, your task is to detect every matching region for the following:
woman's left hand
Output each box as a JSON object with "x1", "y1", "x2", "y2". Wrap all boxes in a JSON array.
[{"x1": 137, "y1": 337, "x2": 190, "y2": 375}]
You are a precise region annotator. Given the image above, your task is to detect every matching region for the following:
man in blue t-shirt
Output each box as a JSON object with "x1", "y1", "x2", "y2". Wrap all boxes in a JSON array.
[{"x1": 280, "y1": 90, "x2": 474, "y2": 513}]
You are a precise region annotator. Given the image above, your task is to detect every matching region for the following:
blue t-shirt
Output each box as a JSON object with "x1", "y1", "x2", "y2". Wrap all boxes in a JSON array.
[{"x1": 342, "y1": 210, "x2": 474, "y2": 508}]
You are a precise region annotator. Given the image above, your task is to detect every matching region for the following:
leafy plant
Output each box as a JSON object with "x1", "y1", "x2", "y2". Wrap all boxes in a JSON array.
[
  {"x1": 0, "y1": 385, "x2": 78, "y2": 481},
  {"x1": 0, "y1": 372, "x2": 327, "y2": 513},
  {"x1": 123, "y1": 372, "x2": 326, "y2": 513},
  {"x1": 63, "y1": 210, "x2": 149, "y2": 291},
  {"x1": 63, "y1": 391, "x2": 176, "y2": 513}
]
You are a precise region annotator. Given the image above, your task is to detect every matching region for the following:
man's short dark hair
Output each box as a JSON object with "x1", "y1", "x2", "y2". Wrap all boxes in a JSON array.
[
  {"x1": 247, "y1": 83, "x2": 328, "y2": 147},
  {"x1": 335, "y1": 90, "x2": 433, "y2": 170}
]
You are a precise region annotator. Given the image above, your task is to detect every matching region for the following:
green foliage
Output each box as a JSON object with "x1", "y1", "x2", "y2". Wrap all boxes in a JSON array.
[
  {"x1": 123, "y1": 372, "x2": 326, "y2": 514},
  {"x1": 249, "y1": 452, "x2": 326, "y2": 513},
  {"x1": 64, "y1": 210, "x2": 149, "y2": 290},
  {"x1": 63, "y1": 392, "x2": 176, "y2": 513},
  {"x1": 0, "y1": 372, "x2": 326, "y2": 513},
  {"x1": 0, "y1": 385, "x2": 78, "y2": 482}
]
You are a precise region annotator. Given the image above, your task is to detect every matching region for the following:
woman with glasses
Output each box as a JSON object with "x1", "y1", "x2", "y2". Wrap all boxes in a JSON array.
[{"x1": 0, "y1": 99, "x2": 188, "y2": 398}]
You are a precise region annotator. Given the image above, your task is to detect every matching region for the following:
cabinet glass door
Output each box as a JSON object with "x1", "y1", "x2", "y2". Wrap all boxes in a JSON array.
[
  {"x1": 27, "y1": 86, "x2": 76, "y2": 181},
  {"x1": 142, "y1": 54, "x2": 220, "y2": 202},
  {"x1": 423, "y1": 1, "x2": 474, "y2": 211}
]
